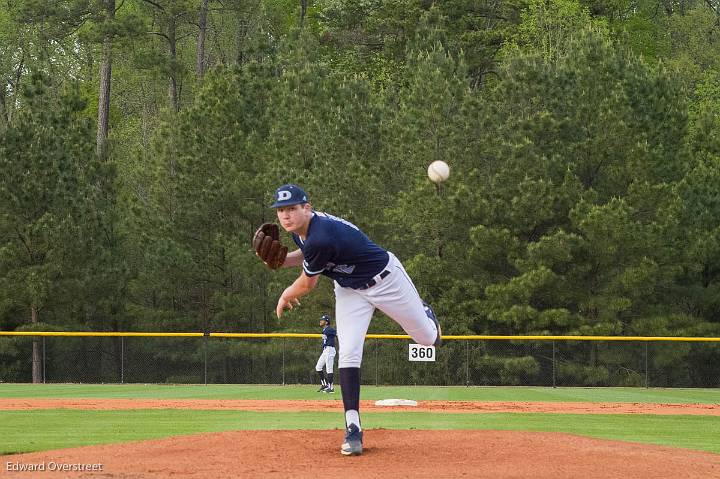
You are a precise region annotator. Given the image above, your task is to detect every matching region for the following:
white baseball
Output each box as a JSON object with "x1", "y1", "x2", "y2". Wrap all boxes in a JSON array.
[{"x1": 427, "y1": 160, "x2": 450, "y2": 183}]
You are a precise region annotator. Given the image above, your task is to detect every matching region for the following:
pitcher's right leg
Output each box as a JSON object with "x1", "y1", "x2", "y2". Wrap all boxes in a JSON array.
[{"x1": 334, "y1": 283, "x2": 375, "y2": 456}]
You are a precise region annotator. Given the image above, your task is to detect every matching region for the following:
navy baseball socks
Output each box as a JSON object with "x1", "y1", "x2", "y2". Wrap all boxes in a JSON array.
[
  {"x1": 423, "y1": 301, "x2": 442, "y2": 347},
  {"x1": 339, "y1": 367, "x2": 363, "y2": 456}
]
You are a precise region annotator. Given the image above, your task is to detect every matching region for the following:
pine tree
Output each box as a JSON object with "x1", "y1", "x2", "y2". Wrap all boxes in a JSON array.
[{"x1": 0, "y1": 74, "x2": 104, "y2": 381}]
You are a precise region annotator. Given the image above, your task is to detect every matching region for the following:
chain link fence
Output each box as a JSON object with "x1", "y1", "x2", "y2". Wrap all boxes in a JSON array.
[{"x1": 1, "y1": 334, "x2": 719, "y2": 387}]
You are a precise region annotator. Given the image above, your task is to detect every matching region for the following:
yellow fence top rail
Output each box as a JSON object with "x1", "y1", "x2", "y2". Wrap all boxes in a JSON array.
[
  {"x1": 0, "y1": 332, "x2": 204, "y2": 338},
  {"x1": 0, "y1": 331, "x2": 719, "y2": 341},
  {"x1": 211, "y1": 333, "x2": 319, "y2": 339},
  {"x1": 368, "y1": 334, "x2": 720, "y2": 341}
]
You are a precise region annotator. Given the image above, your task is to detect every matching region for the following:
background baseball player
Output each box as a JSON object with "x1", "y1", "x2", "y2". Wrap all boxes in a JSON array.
[
  {"x1": 253, "y1": 184, "x2": 441, "y2": 456},
  {"x1": 315, "y1": 313, "x2": 336, "y2": 393}
]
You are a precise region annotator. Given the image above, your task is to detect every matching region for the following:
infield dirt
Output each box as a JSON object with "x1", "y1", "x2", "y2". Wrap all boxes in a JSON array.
[
  {"x1": 2, "y1": 429, "x2": 719, "y2": 478},
  {"x1": 1, "y1": 398, "x2": 719, "y2": 415}
]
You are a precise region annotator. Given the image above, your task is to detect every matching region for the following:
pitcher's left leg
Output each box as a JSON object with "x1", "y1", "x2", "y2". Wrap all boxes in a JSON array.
[{"x1": 370, "y1": 254, "x2": 441, "y2": 347}]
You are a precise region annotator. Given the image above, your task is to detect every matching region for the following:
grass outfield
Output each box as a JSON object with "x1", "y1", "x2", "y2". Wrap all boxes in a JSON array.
[
  {"x1": 1, "y1": 383, "x2": 718, "y2": 403},
  {"x1": 1, "y1": 384, "x2": 718, "y2": 455}
]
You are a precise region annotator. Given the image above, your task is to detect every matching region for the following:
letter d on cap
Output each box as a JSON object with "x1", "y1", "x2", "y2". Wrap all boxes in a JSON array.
[{"x1": 271, "y1": 183, "x2": 308, "y2": 208}]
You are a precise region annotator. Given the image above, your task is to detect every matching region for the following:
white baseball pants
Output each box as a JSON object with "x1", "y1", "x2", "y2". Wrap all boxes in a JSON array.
[
  {"x1": 315, "y1": 346, "x2": 336, "y2": 373},
  {"x1": 334, "y1": 252, "x2": 438, "y2": 368}
]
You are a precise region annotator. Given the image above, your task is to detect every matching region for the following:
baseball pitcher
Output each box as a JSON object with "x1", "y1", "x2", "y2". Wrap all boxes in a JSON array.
[{"x1": 253, "y1": 184, "x2": 441, "y2": 456}]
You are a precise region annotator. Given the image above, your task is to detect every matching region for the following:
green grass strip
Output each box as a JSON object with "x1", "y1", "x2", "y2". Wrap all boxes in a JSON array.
[
  {"x1": 0, "y1": 409, "x2": 718, "y2": 455},
  {"x1": 1, "y1": 384, "x2": 718, "y2": 403}
]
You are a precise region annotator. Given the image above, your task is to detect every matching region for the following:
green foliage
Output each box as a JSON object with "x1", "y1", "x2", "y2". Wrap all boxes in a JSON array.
[
  {"x1": 459, "y1": 30, "x2": 692, "y2": 338},
  {"x1": 505, "y1": 0, "x2": 609, "y2": 60},
  {"x1": 315, "y1": 1, "x2": 526, "y2": 85},
  {"x1": 664, "y1": 4, "x2": 720, "y2": 74},
  {"x1": 264, "y1": 33, "x2": 385, "y2": 220},
  {"x1": 558, "y1": 362, "x2": 610, "y2": 385},
  {"x1": 0, "y1": 74, "x2": 104, "y2": 327},
  {"x1": 127, "y1": 65, "x2": 279, "y2": 332}
]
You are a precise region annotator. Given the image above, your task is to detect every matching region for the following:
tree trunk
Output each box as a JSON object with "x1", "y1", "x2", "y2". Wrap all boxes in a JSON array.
[
  {"x1": 196, "y1": 0, "x2": 209, "y2": 78},
  {"x1": 0, "y1": 85, "x2": 7, "y2": 129},
  {"x1": 6, "y1": 53, "x2": 24, "y2": 124},
  {"x1": 168, "y1": 15, "x2": 179, "y2": 112},
  {"x1": 236, "y1": 16, "x2": 247, "y2": 65},
  {"x1": 300, "y1": 0, "x2": 308, "y2": 29},
  {"x1": 97, "y1": 0, "x2": 115, "y2": 160},
  {"x1": 31, "y1": 305, "x2": 42, "y2": 384}
]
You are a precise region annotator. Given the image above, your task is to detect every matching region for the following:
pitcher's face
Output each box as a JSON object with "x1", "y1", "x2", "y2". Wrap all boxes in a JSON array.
[{"x1": 276, "y1": 203, "x2": 312, "y2": 234}]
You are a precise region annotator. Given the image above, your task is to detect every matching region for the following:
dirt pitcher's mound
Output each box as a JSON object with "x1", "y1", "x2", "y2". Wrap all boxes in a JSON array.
[{"x1": 3, "y1": 430, "x2": 719, "y2": 479}]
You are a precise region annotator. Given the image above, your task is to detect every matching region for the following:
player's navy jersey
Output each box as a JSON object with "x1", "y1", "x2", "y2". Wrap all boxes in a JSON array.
[
  {"x1": 321, "y1": 325, "x2": 337, "y2": 349},
  {"x1": 292, "y1": 212, "x2": 389, "y2": 289}
]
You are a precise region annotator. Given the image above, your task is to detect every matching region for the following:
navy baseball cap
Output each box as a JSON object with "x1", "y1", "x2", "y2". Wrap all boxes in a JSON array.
[
  {"x1": 320, "y1": 314, "x2": 331, "y2": 323},
  {"x1": 271, "y1": 184, "x2": 309, "y2": 208}
]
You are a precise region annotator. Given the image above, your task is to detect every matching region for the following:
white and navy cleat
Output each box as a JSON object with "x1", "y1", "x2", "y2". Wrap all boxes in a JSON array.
[{"x1": 341, "y1": 424, "x2": 363, "y2": 456}]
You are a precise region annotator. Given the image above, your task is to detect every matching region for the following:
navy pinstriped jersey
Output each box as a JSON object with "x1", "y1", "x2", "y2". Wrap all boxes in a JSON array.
[
  {"x1": 292, "y1": 212, "x2": 389, "y2": 289},
  {"x1": 321, "y1": 325, "x2": 337, "y2": 349}
]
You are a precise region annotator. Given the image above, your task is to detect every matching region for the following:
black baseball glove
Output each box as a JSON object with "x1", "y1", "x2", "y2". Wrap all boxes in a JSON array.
[{"x1": 252, "y1": 223, "x2": 288, "y2": 269}]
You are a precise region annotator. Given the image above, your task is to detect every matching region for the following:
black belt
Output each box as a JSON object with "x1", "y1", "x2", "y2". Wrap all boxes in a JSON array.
[{"x1": 358, "y1": 270, "x2": 390, "y2": 290}]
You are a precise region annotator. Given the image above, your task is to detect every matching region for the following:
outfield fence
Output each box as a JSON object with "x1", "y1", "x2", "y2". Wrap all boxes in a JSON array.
[{"x1": 0, "y1": 332, "x2": 719, "y2": 388}]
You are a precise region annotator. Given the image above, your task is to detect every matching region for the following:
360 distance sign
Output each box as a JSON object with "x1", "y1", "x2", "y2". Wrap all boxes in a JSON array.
[{"x1": 408, "y1": 344, "x2": 436, "y2": 362}]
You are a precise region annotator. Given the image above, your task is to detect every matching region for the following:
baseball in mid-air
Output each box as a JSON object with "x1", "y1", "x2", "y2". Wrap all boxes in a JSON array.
[{"x1": 427, "y1": 160, "x2": 450, "y2": 183}]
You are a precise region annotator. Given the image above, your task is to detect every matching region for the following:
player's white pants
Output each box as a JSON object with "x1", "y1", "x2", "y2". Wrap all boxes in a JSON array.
[
  {"x1": 334, "y1": 251, "x2": 438, "y2": 368},
  {"x1": 315, "y1": 346, "x2": 336, "y2": 373}
]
